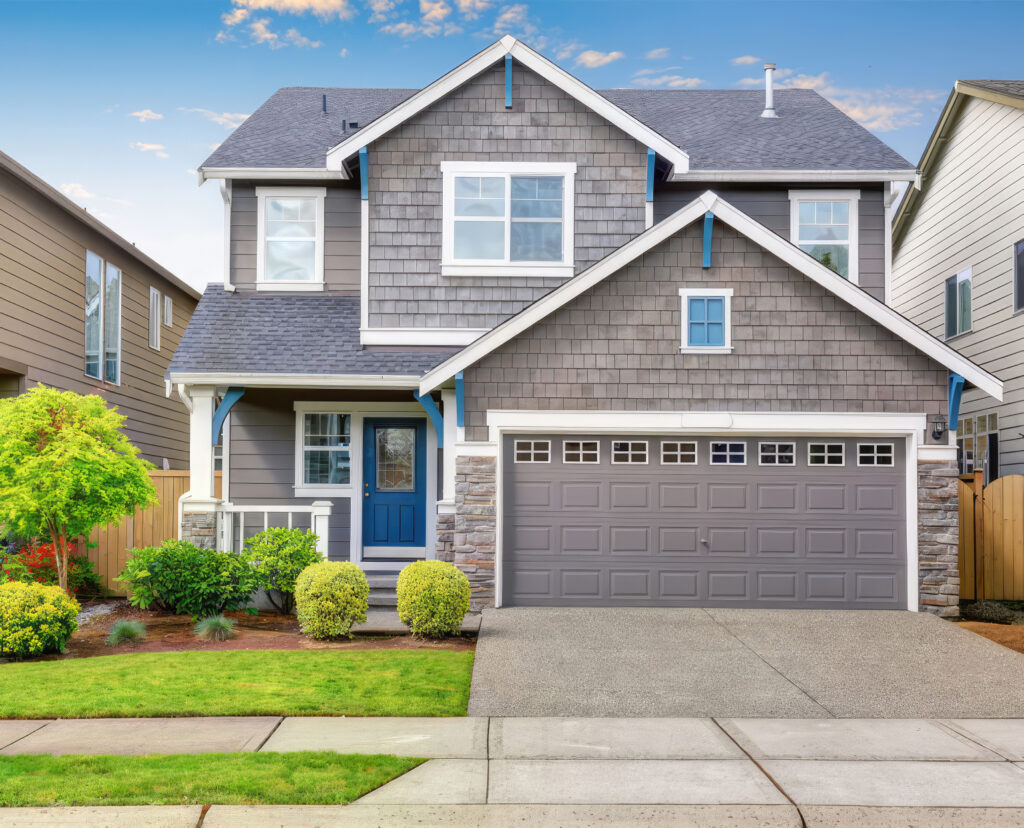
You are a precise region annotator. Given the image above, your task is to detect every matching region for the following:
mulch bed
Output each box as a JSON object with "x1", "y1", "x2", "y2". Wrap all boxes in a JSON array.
[
  {"x1": 957, "y1": 620, "x2": 1024, "y2": 655},
  {"x1": 56, "y1": 600, "x2": 475, "y2": 660}
]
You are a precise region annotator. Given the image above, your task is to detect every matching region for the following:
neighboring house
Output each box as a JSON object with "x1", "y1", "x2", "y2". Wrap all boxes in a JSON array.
[
  {"x1": 892, "y1": 80, "x2": 1024, "y2": 483},
  {"x1": 0, "y1": 150, "x2": 200, "y2": 468},
  {"x1": 171, "y1": 38, "x2": 1002, "y2": 616}
]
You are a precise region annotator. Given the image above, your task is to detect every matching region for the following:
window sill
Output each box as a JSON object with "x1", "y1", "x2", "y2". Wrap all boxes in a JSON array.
[
  {"x1": 679, "y1": 346, "x2": 735, "y2": 354},
  {"x1": 256, "y1": 282, "x2": 325, "y2": 292},
  {"x1": 944, "y1": 329, "x2": 973, "y2": 343},
  {"x1": 294, "y1": 486, "x2": 352, "y2": 498},
  {"x1": 441, "y1": 264, "x2": 573, "y2": 279}
]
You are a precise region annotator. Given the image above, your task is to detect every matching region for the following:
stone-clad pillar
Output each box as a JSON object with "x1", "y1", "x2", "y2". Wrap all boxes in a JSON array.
[
  {"x1": 918, "y1": 456, "x2": 960, "y2": 617},
  {"x1": 453, "y1": 454, "x2": 496, "y2": 610}
]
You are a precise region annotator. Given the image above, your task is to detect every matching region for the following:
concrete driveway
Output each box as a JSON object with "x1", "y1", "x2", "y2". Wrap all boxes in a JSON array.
[{"x1": 468, "y1": 608, "x2": 1024, "y2": 717}]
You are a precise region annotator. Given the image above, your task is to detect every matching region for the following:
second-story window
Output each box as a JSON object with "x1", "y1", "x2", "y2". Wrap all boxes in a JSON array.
[
  {"x1": 256, "y1": 187, "x2": 326, "y2": 290},
  {"x1": 945, "y1": 267, "x2": 972, "y2": 339},
  {"x1": 85, "y1": 250, "x2": 121, "y2": 384},
  {"x1": 441, "y1": 162, "x2": 575, "y2": 277},
  {"x1": 789, "y1": 190, "x2": 859, "y2": 283}
]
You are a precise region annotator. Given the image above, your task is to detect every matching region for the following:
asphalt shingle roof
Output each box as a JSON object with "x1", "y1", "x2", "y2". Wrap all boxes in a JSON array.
[
  {"x1": 167, "y1": 287, "x2": 458, "y2": 377},
  {"x1": 960, "y1": 80, "x2": 1024, "y2": 100},
  {"x1": 202, "y1": 85, "x2": 912, "y2": 172}
]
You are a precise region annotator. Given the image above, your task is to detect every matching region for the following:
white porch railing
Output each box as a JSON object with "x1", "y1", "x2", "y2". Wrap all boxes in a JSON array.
[{"x1": 215, "y1": 501, "x2": 332, "y2": 557}]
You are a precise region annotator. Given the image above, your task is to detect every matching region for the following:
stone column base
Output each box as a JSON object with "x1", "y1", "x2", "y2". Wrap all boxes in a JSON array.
[
  {"x1": 918, "y1": 458, "x2": 960, "y2": 617},
  {"x1": 454, "y1": 455, "x2": 496, "y2": 611},
  {"x1": 181, "y1": 510, "x2": 217, "y2": 550}
]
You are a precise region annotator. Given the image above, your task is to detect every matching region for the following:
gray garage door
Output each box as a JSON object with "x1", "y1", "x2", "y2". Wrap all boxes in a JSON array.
[{"x1": 501, "y1": 435, "x2": 906, "y2": 609}]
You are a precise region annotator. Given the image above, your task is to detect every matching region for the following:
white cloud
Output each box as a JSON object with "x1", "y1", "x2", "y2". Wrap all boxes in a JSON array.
[
  {"x1": 60, "y1": 183, "x2": 133, "y2": 206},
  {"x1": 248, "y1": 17, "x2": 284, "y2": 47},
  {"x1": 129, "y1": 109, "x2": 163, "y2": 122},
  {"x1": 491, "y1": 3, "x2": 531, "y2": 34},
  {"x1": 285, "y1": 27, "x2": 323, "y2": 46},
  {"x1": 380, "y1": 20, "x2": 418, "y2": 36},
  {"x1": 230, "y1": 0, "x2": 356, "y2": 19},
  {"x1": 737, "y1": 67, "x2": 794, "y2": 86},
  {"x1": 731, "y1": 55, "x2": 761, "y2": 65},
  {"x1": 215, "y1": 30, "x2": 234, "y2": 42},
  {"x1": 554, "y1": 40, "x2": 583, "y2": 60},
  {"x1": 179, "y1": 107, "x2": 251, "y2": 129},
  {"x1": 222, "y1": 7, "x2": 250, "y2": 24},
  {"x1": 421, "y1": 0, "x2": 451, "y2": 24},
  {"x1": 130, "y1": 142, "x2": 169, "y2": 159},
  {"x1": 455, "y1": 0, "x2": 490, "y2": 18},
  {"x1": 366, "y1": 0, "x2": 395, "y2": 22},
  {"x1": 632, "y1": 74, "x2": 703, "y2": 89},
  {"x1": 379, "y1": 0, "x2": 454, "y2": 37},
  {"x1": 339, "y1": 47, "x2": 349, "y2": 57},
  {"x1": 575, "y1": 49, "x2": 624, "y2": 68},
  {"x1": 645, "y1": 47, "x2": 669, "y2": 60},
  {"x1": 633, "y1": 65, "x2": 683, "y2": 77}
]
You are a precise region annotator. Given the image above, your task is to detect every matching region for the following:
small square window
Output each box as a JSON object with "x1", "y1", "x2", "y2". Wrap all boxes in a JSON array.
[
  {"x1": 514, "y1": 440, "x2": 551, "y2": 463},
  {"x1": 858, "y1": 443, "x2": 894, "y2": 467},
  {"x1": 611, "y1": 441, "x2": 647, "y2": 464},
  {"x1": 679, "y1": 289, "x2": 733, "y2": 352},
  {"x1": 661, "y1": 441, "x2": 697, "y2": 464},
  {"x1": 563, "y1": 440, "x2": 599, "y2": 463},
  {"x1": 710, "y1": 441, "x2": 746, "y2": 465},
  {"x1": 808, "y1": 443, "x2": 845, "y2": 466},
  {"x1": 759, "y1": 442, "x2": 795, "y2": 466}
]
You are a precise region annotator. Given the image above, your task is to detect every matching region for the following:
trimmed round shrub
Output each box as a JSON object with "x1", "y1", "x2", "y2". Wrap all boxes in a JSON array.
[
  {"x1": 240, "y1": 527, "x2": 322, "y2": 614},
  {"x1": 0, "y1": 581, "x2": 80, "y2": 658},
  {"x1": 397, "y1": 560, "x2": 470, "y2": 638},
  {"x1": 294, "y1": 561, "x2": 368, "y2": 640}
]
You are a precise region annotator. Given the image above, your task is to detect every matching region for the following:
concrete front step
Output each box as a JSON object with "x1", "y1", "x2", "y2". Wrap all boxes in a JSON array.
[{"x1": 368, "y1": 573, "x2": 400, "y2": 608}]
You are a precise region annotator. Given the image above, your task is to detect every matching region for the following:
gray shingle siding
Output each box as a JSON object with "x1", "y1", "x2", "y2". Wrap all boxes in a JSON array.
[
  {"x1": 460, "y1": 218, "x2": 947, "y2": 441},
  {"x1": 366, "y1": 59, "x2": 648, "y2": 330}
]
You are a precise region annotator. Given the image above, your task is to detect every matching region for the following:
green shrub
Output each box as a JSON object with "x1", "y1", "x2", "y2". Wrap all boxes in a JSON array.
[
  {"x1": 240, "y1": 528, "x2": 321, "y2": 614},
  {"x1": 0, "y1": 581, "x2": 80, "y2": 658},
  {"x1": 294, "y1": 562, "x2": 368, "y2": 640},
  {"x1": 194, "y1": 615, "x2": 236, "y2": 641},
  {"x1": 396, "y1": 560, "x2": 470, "y2": 638},
  {"x1": 117, "y1": 540, "x2": 258, "y2": 619},
  {"x1": 105, "y1": 619, "x2": 146, "y2": 647},
  {"x1": 961, "y1": 600, "x2": 1022, "y2": 625}
]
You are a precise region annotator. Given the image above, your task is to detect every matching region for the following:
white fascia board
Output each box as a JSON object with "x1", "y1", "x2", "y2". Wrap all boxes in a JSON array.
[
  {"x1": 360, "y1": 327, "x2": 488, "y2": 346},
  {"x1": 198, "y1": 167, "x2": 346, "y2": 185},
  {"x1": 170, "y1": 372, "x2": 421, "y2": 389},
  {"x1": 324, "y1": 37, "x2": 689, "y2": 176},
  {"x1": 671, "y1": 169, "x2": 917, "y2": 183},
  {"x1": 420, "y1": 189, "x2": 1003, "y2": 402}
]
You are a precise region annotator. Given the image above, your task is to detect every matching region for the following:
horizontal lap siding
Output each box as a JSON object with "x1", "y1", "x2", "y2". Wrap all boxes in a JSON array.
[
  {"x1": 367, "y1": 59, "x2": 648, "y2": 330},
  {"x1": 892, "y1": 96, "x2": 1024, "y2": 473},
  {"x1": 461, "y1": 219, "x2": 947, "y2": 441},
  {"x1": 0, "y1": 168, "x2": 196, "y2": 467}
]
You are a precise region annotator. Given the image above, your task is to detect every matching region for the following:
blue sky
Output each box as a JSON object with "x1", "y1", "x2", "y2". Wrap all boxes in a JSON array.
[{"x1": 2, "y1": 0, "x2": 1021, "y2": 290}]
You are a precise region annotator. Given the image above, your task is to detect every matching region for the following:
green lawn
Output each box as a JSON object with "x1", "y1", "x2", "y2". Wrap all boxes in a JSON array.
[
  {"x1": 0, "y1": 650, "x2": 473, "y2": 718},
  {"x1": 0, "y1": 752, "x2": 424, "y2": 806}
]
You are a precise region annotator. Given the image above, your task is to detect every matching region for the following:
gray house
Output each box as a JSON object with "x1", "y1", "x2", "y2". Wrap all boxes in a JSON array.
[{"x1": 170, "y1": 38, "x2": 1001, "y2": 617}]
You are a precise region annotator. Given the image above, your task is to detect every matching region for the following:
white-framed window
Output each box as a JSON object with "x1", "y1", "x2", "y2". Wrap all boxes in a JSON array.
[
  {"x1": 661, "y1": 441, "x2": 697, "y2": 464},
  {"x1": 857, "y1": 443, "x2": 894, "y2": 467},
  {"x1": 808, "y1": 442, "x2": 845, "y2": 466},
  {"x1": 958, "y1": 413, "x2": 999, "y2": 482},
  {"x1": 440, "y1": 161, "x2": 576, "y2": 278},
  {"x1": 256, "y1": 187, "x2": 326, "y2": 291},
  {"x1": 294, "y1": 408, "x2": 352, "y2": 492},
  {"x1": 759, "y1": 442, "x2": 795, "y2": 466},
  {"x1": 945, "y1": 267, "x2": 972, "y2": 339},
  {"x1": 563, "y1": 440, "x2": 599, "y2": 464},
  {"x1": 514, "y1": 440, "x2": 551, "y2": 463},
  {"x1": 163, "y1": 295, "x2": 173, "y2": 327},
  {"x1": 84, "y1": 250, "x2": 121, "y2": 384},
  {"x1": 148, "y1": 286, "x2": 161, "y2": 351},
  {"x1": 611, "y1": 441, "x2": 648, "y2": 464},
  {"x1": 710, "y1": 441, "x2": 746, "y2": 465},
  {"x1": 789, "y1": 190, "x2": 860, "y2": 283},
  {"x1": 679, "y1": 288, "x2": 733, "y2": 353}
]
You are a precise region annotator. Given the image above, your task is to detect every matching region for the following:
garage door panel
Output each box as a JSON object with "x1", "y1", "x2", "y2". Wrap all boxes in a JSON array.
[
  {"x1": 562, "y1": 482, "x2": 601, "y2": 509},
  {"x1": 659, "y1": 527, "x2": 700, "y2": 554},
  {"x1": 855, "y1": 485, "x2": 899, "y2": 513},
  {"x1": 707, "y1": 527, "x2": 748, "y2": 555},
  {"x1": 609, "y1": 526, "x2": 651, "y2": 554},
  {"x1": 757, "y1": 528, "x2": 798, "y2": 555},
  {"x1": 610, "y1": 570, "x2": 651, "y2": 598},
  {"x1": 708, "y1": 484, "x2": 747, "y2": 510},
  {"x1": 610, "y1": 483, "x2": 650, "y2": 508},
  {"x1": 561, "y1": 569, "x2": 602, "y2": 597},
  {"x1": 758, "y1": 484, "x2": 799, "y2": 511},
  {"x1": 660, "y1": 483, "x2": 699, "y2": 509}
]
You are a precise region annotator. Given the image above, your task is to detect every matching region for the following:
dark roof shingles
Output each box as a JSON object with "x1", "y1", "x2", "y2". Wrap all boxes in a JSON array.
[{"x1": 960, "y1": 80, "x2": 1024, "y2": 100}]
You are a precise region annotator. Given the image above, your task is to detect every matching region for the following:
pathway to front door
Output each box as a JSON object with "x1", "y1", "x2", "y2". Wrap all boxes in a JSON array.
[{"x1": 362, "y1": 418, "x2": 426, "y2": 561}]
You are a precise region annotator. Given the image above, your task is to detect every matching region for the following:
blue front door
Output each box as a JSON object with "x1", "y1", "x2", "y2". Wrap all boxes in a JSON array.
[{"x1": 362, "y1": 418, "x2": 426, "y2": 558}]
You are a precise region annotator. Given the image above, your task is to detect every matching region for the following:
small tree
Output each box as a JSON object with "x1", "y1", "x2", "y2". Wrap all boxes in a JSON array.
[{"x1": 0, "y1": 386, "x2": 157, "y2": 592}]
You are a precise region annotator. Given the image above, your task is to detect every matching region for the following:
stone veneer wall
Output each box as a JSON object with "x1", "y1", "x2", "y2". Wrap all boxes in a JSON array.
[
  {"x1": 452, "y1": 455, "x2": 497, "y2": 611},
  {"x1": 181, "y1": 511, "x2": 217, "y2": 550},
  {"x1": 918, "y1": 458, "x2": 960, "y2": 617},
  {"x1": 436, "y1": 509, "x2": 455, "y2": 564}
]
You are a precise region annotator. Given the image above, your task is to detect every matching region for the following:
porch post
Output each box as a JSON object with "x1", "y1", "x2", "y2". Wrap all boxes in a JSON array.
[
  {"x1": 187, "y1": 387, "x2": 217, "y2": 503},
  {"x1": 311, "y1": 501, "x2": 332, "y2": 558},
  {"x1": 441, "y1": 389, "x2": 458, "y2": 503}
]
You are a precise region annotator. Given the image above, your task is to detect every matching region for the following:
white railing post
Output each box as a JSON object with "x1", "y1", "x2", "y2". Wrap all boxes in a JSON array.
[{"x1": 311, "y1": 501, "x2": 332, "y2": 558}]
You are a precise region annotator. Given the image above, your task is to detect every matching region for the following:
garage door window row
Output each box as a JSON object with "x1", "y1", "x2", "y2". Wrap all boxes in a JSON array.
[{"x1": 514, "y1": 439, "x2": 896, "y2": 469}]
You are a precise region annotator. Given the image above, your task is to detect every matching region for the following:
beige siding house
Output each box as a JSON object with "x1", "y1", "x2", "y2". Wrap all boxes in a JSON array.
[
  {"x1": 0, "y1": 150, "x2": 200, "y2": 467},
  {"x1": 892, "y1": 81, "x2": 1024, "y2": 480}
]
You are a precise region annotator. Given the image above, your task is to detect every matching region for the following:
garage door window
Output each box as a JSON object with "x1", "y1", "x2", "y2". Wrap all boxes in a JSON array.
[
  {"x1": 514, "y1": 440, "x2": 550, "y2": 463},
  {"x1": 858, "y1": 443, "x2": 894, "y2": 467},
  {"x1": 808, "y1": 442, "x2": 845, "y2": 466},
  {"x1": 661, "y1": 441, "x2": 697, "y2": 464},
  {"x1": 710, "y1": 441, "x2": 746, "y2": 464},
  {"x1": 564, "y1": 440, "x2": 600, "y2": 463},
  {"x1": 759, "y1": 442, "x2": 795, "y2": 466},
  {"x1": 612, "y1": 441, "x2": 648, "y2": 464}
]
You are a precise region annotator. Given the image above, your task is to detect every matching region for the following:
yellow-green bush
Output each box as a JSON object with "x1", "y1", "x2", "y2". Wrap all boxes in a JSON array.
[
  {"x1": 397, "y1": 561, "x2": 470, "y2": 638},
  {"x1": 294, "y1": 561, "x2": 368, "y2": 640},
  {"x1": 0, "y1": 581, "x2": 80, "y2": 658}
]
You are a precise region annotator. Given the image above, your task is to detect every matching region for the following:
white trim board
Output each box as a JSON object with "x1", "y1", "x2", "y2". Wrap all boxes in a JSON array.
[
  {"x1": 360, "y1": 327, "x2": 488, "y2": 346},
  {"x1": 419, "y1": 190, "x2": 1003, "y2": 401},
  {"x1": 324, "y1": 37, "x2": 689, "y2": 177},
  {"x1": 171, "y1": 372, "x2": 421, "y2": 389},
  {"x1": 672, "y1": 169, "x2": 916, "y2": 183},
  {"x1": 199, "y1": 167, "x2": 342, "y2": 184}
]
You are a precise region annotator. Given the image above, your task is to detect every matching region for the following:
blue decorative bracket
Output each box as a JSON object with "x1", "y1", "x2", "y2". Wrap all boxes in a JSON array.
[
  {"x1": 505, "y1": 55, "x2": 513, "y2": 108},
  {"x1": 948, "y1": 373, "x2": 966, "y2": 430},
  {"x1": 455, "y1": 371, "x2": 465, "y2": 428},
  {"x1": 211, "y1": 387, "x2": 244, "y2": 446},
  {"x1": 414, "y1": 391, "x2": 444, "y2": 448},
  {"x1": 358, "y1": 147, "x2": 368, "y2": 200},
  {"x1": 646, "y1": 148, "x2": 655, "y2": 203},
  {"x1": 702, "y1": 211, "x2": 714, "y2": 268}
]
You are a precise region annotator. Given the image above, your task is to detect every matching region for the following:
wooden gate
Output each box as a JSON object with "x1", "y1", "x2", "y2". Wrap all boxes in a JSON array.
[
  {"x1": 958, "y1": 472, "x2": 1024, "y2": 600},
  {"x1": 86, "y1": 471, "x2": 222, "y2": 595}
]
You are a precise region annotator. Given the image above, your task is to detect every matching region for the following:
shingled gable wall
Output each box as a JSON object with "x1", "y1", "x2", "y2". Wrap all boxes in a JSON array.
[{"x1": 366, "y1": 58, "x2": 648, "y2": 331}]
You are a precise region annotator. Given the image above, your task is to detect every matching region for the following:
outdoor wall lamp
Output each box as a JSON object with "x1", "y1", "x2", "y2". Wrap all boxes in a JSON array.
[{"x1": 931, "y1": 418, "x2": 948, "y2": 441}]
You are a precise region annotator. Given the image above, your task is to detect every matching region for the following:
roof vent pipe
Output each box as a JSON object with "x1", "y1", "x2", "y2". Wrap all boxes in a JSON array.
[
  {"x1": 761, "y1": 62, "x2": 778, "y2": 119},
  {"x1": 322, "y1": 94, "x2": 327, "y2": 114}
]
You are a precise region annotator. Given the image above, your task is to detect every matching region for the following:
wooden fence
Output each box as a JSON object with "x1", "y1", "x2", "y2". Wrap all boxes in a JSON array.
[
  {"x1": 86, "y1": 470, "x2": 222, "y2": 595},
  {"x1": 958, "y1": 472, "x2": 1024, "y2": 600}
]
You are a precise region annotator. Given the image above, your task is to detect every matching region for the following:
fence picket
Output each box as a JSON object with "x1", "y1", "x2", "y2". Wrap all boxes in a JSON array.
[{"x1": 958, "y1": 473, "x2": 1024, "y2": 601}]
